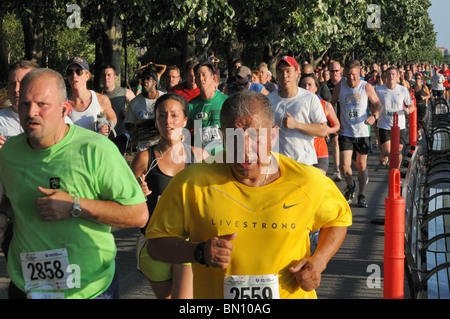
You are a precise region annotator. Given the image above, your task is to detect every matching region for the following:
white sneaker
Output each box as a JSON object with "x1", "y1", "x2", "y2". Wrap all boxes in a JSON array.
[{"x1": 333, "y1": 171, "x2": 343, "y2": 182}]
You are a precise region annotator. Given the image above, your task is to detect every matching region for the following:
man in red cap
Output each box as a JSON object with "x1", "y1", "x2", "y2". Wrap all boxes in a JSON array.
[{"x1": 268, "y1": 56, "x2": 328, "y2": 166}]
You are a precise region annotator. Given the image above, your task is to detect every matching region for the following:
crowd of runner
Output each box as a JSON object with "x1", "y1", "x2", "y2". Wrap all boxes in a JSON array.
[{"x1": 0, "y1": 53, "x2": 447, "y2": 299}]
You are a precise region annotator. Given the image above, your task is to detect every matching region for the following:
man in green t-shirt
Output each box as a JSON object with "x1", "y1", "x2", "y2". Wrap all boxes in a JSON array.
[
  {"x1": 0, "y1": 68, "x2": 148, "y2": 299},
  {"x1": 187, "y1": 62, "x2": 228, "y2": 155}
]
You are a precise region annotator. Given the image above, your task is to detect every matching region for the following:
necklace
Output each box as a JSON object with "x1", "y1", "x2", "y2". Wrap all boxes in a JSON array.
[
  {"x1": 262, "y1": 154, "x2": 273, "y2": 186},
  {"x1": 144, "y1": 140, "x2": 181, "y2": 177}
]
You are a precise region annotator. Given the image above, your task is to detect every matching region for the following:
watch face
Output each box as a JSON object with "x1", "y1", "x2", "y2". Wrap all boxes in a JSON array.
[{"x1": 71, "y1": 208, "x2": 82, "y2": 218}]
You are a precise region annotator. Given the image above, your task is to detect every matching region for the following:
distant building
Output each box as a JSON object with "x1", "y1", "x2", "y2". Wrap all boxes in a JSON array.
[{"x1": 437, "y1": 46, "x2": 450, "y2": 56}]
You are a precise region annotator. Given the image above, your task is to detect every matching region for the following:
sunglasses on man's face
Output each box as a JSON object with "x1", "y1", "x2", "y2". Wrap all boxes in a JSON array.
[
  {"x1": 66, "y1": 69, "x2": 84, "y2": 76},
  {"x1": 236, "y1": 81, "x2": 249, "y2": 87}
]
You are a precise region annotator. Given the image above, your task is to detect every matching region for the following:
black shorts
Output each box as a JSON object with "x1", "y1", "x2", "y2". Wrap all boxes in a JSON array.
[
  {"x1": 338, "y1": 135, "x2": 370, "y2": 155},
  {"x1": 378, "y1": 128, "x2": 407, "y2": 146},
  {"x1": 432, "y1": 90, "x2": 444, "y2": 98}
]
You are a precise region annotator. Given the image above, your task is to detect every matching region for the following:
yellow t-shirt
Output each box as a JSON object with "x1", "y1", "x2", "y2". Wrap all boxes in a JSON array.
[{"x1": 146, "y1": 153, "x2": 352, "y2": 299}]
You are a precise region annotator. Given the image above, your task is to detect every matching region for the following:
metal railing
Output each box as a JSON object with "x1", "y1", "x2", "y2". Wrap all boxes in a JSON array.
[{"x1": 404, "y1": 98, "x2": 450, "y2": 299}]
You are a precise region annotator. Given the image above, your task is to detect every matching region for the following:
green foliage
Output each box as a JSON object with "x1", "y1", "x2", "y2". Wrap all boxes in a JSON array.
[
  {"x1": 2, "y1": 12, "x2": 24, "y2": 64},
  {"x1": 0, "y1": 0, "x2": 441, "y2": 86}
]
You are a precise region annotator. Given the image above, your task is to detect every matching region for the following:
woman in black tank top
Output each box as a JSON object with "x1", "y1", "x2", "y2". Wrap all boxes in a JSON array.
[
  {"x1": 413, "y1": 74, "x2": 430, "y2": 137},
  {"x1": 130, "y1": 93, "x2": 208, "y2": 299}
]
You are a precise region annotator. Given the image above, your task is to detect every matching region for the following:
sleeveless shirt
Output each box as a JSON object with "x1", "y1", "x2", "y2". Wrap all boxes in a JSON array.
[
  {"x1": 68, "y1": 90, "x2": 102, "y2": 132},
  {"x1": 339, "y1": 80, "x2": 370, "y2": 138},
  {"x1": 140, "y1": 143, "x2": 196, "y2": 234},
  {"x1": 104, "y1": 86, "x2": 127, "y2": 136}
]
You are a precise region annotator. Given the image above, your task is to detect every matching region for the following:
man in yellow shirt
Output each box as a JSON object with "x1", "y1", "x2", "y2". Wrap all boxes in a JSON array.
[{"x1": 146, "y1": 90, "x2": 352, "y2": 299}]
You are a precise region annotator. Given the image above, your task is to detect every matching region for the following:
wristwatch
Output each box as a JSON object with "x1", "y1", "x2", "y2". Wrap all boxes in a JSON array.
[
  {"x1": 373, "y1": 114, "x2": 378, "y2": 120},
  {"x1": 71, "y1": 196, "x2": 82, "y2": 218},
  {"x1": 194, "y1": 242, "x2": 207, "y2": 265}
]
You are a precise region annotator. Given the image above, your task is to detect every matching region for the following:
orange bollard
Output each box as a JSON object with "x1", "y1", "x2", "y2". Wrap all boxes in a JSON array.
[
  {"x1": 384, "y1": 168, "x2": 405, "y2": 299},
  {"x1": 389, "y1": 113, "x2": 400, "y2": 170},
  {"x1": 409, "y1": 89, "x2": 417, "y2": 150}
]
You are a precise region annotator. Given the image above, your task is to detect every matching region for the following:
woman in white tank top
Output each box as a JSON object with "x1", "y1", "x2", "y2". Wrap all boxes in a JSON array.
[{"x1": 66, "y1": 57, "x2": 117, "y2": 136}]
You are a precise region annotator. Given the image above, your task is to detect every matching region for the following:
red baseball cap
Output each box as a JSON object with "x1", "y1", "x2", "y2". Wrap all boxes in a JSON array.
[{"x1": 277, "y1": 56, "x2": 299, "y2": 71}]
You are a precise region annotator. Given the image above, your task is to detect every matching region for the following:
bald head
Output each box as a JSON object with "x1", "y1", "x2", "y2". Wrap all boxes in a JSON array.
[
  {"x1": 20, "y1": 68, "x2": 67, "y2": 104},
  {"x1": 302, "y1": 64, "x2": 314, "y2": 75}
]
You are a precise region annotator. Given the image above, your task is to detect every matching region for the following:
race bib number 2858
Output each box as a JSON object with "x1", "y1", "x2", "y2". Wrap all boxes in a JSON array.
[
  {"x1": 223, "y1": 274, "x2": 280, "y2": 299},
  {"x1": 20, "y1": 248, "x2": 71, "y2": 291}
]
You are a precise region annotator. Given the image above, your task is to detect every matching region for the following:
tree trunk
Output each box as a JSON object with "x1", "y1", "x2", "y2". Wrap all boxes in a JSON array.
[
  {"x1": 224, "y1": 30, "x2": 243, "y2": 72},
  {"x1": 95, "y1": 12, "x2": 123, "y2": 91},
  {"x1": 21, "y1": 14, "x2": 44, "y2": 64},
  {"x1": 263, "y1": 45, "x2": 280, "y2": 76},
  {"x1": 181, "y1": 32, "x2": 196, "y2": 70},
  {"x1": 309, "y1": 48, "x2": 330, "y2": 70},
  {"x1": 0, "y1": 18, "x2": 9, "y2": 83}
]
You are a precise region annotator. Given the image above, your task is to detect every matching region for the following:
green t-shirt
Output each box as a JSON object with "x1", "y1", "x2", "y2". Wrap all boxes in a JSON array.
[
  {"x1": 0, "y1": 124, "x2": 146, "y2": 299},
  {"x1": 188, "y1": 91, "x2": 228, "y2": 155}
]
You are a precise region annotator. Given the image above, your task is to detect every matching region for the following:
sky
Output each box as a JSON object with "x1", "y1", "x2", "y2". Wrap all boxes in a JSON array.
[{"x1": 428, "y1": 0, "x2": 450, "y2": 49}]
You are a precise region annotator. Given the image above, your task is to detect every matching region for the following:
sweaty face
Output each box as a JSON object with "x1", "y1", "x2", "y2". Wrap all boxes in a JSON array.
[
  {"x1": 67, "y1": 64, "x2": 89, "y2": 90},
  {"x1": 155, "y1": 99, "x2": 187, "y2": 143},
  {"x1": 101, "y1": 68, "x2": 116, "y2": 90},
  {"x1": 235, "y1": 76, "x2": 249, "y2": 91},
  {"x1": 276, "y1": 62, "x2": 298, "y2": 91},
  {"x1": 386, "y1": 70, "x2": 398, "y2": 86},
  {"x1": 7, "y1": 68, "x2": 34, "y2": 111},
  {"x1": 300, "y1": 77, "x2": 317, "y2": 94},
  {"x1": 167, "y1": 70, "x2": 180, "y2": 88},
  {"x1": 186, "y1": 69, "x2": 196, "y2": 89},
  {"x1": 142, "y1": 76, "x2": 157, "y2": 95},
  {"x1": 19, "y1": 76, "x2": 67, "y2": 150},
  {"x1": 195, "y1": 66, "x2": 215, "y2": 93},
  {"x1": 346, "y1": 67, "x2": 360, "y2": 88},
  {"x1": 224, "y1": 105, "x2": 276, "y2": 184}
]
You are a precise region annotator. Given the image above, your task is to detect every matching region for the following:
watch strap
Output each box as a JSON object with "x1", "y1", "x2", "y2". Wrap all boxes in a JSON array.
[{"x1": 194, "y1": 242, "x2": 207, "y2": 265}]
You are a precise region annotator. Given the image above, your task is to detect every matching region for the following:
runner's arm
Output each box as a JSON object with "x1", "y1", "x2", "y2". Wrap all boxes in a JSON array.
[
  {"x1": 286, "y1": 117, "x2": 328, "y2": 137},
  {"x1": 330, "y1": 82, "x2": 341, "y2": 107},
  {"x1": 126, "y1": 89, "x2": 136, "y2": 104},
  {"x1": 324, "y1": 101, "x2": 340, "y2": 135},
  {"x1": 97, "y1": 93, "x2": 117, "y2": 125},
  {"x1": 404, "y1": 102, "x2": 415, "y2": 114},
  {"x1": 35, "y1": 187, "x2": 149, "y2": 228},
  {"x1": 289, "y1": 226, "x2": 347, "y2": 291},
  {"x1": 148, "y1": 233, "x2": 236, "y2": 270},
  {"x1": 365, "y1": 83, "x2": 381, "y2": 125},
  {"x1": 130, "y1": 150, "x2": 152, "y2": 196}
]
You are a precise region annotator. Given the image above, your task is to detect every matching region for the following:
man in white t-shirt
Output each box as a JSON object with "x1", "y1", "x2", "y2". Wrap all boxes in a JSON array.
[
  {"x1": 125, "y1": 69, "x2": 165, "y2": 151},
  {"x1": 0, "y1": 61, "x2": 40, "y2": 149},
  {"x1": 0, "y1": 61, "x2": 39, "y2": 260},
  {"x1": 376, "y1": 66, "x2": 415, "y2": 169},
  {"x1": 268, "y1": 56, "x2": 327, "y2": 166},
  {"x1": 431, "y1": 68, "x2": 445, "y2": 99}
]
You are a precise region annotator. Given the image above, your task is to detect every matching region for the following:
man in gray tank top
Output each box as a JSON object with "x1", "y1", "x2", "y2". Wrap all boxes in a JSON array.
[{"x1": 101, "y1": 65, "x2": 136, "y2": 155}]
